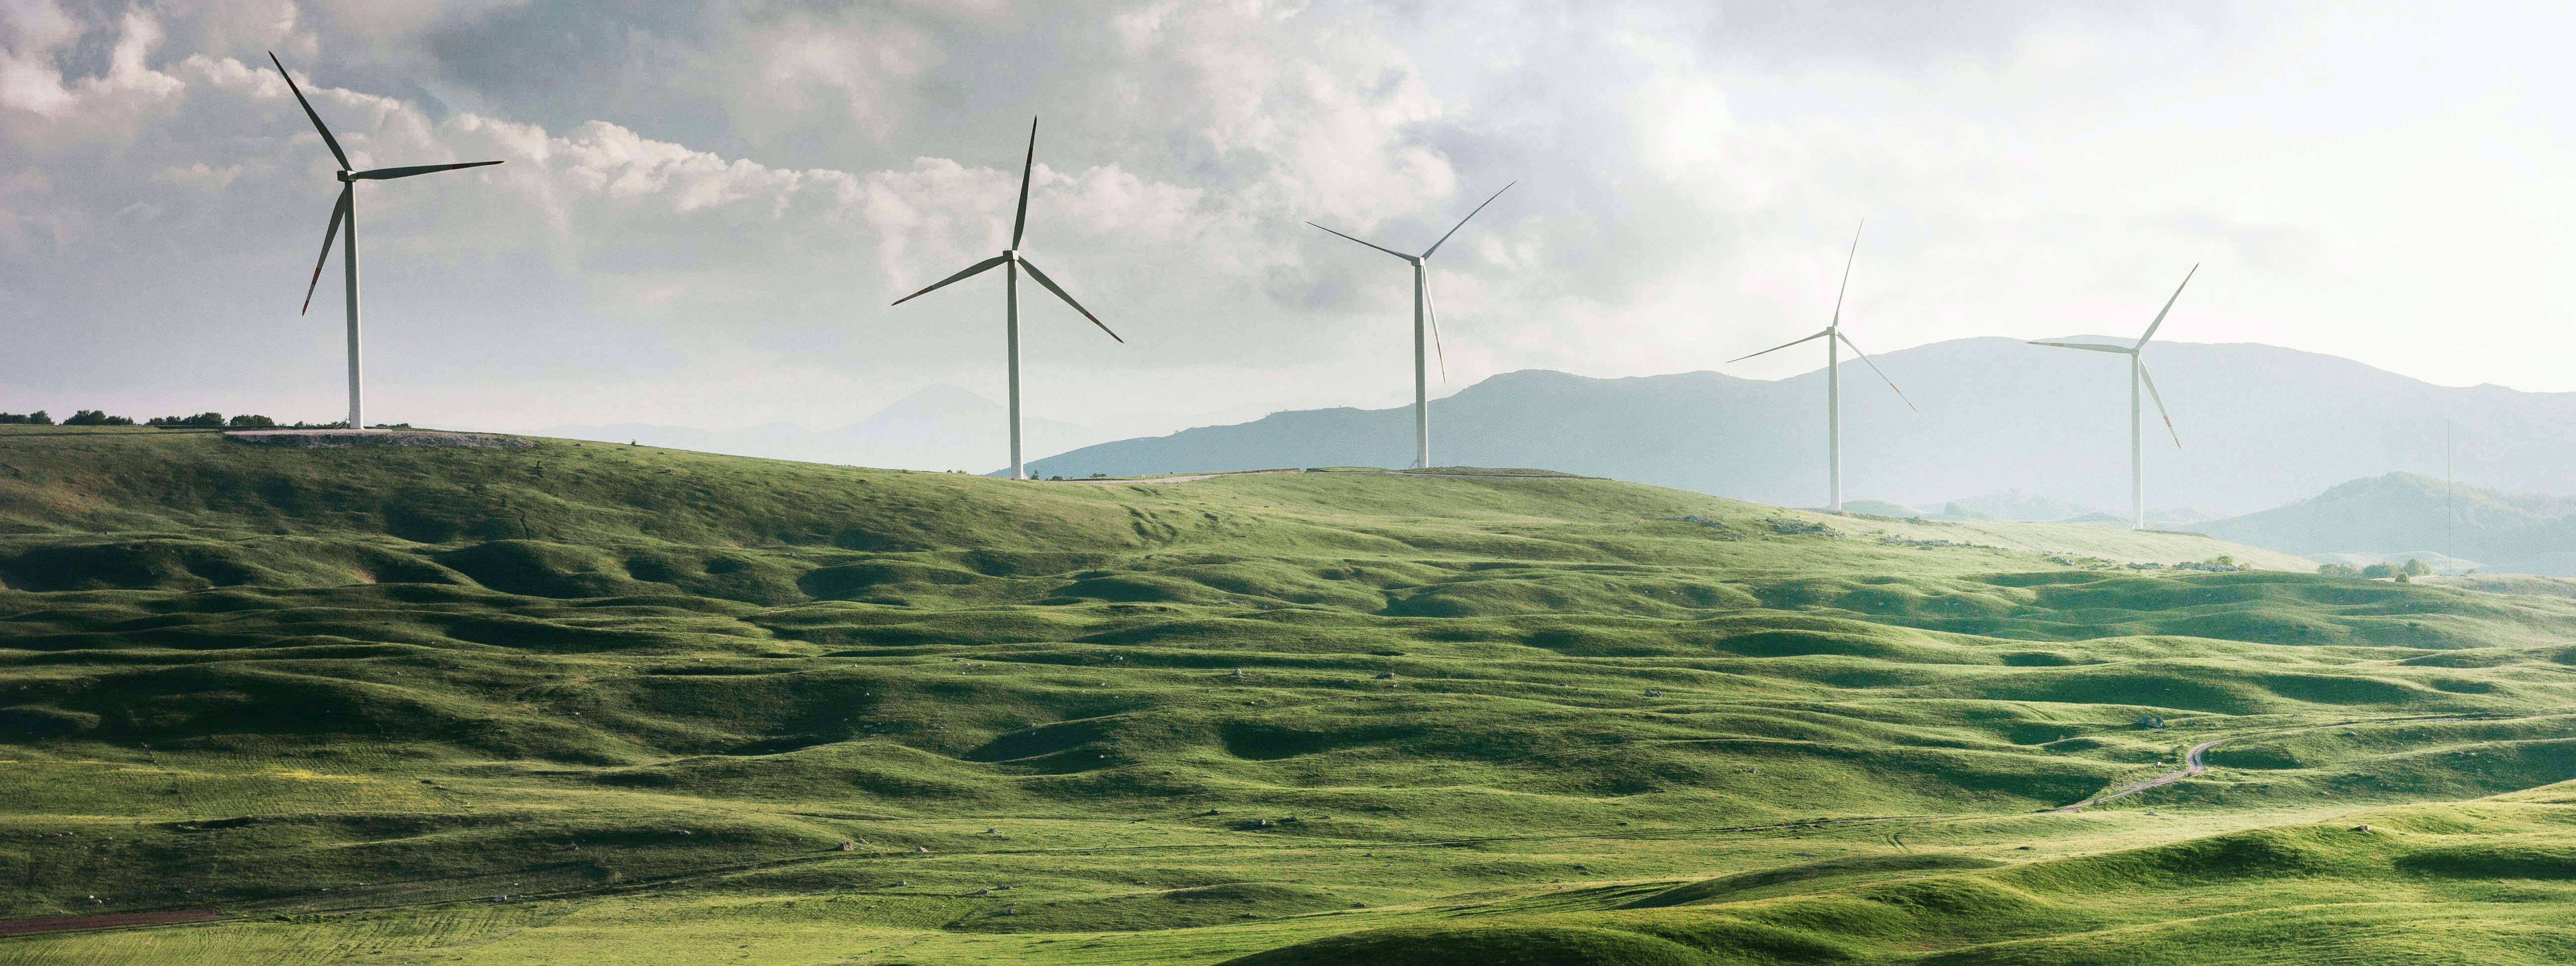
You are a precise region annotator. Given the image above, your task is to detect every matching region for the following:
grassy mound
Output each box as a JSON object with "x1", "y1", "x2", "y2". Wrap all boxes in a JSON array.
[
  {"x1": 6, "y1": 425, "x2": 2576, "y2": 964},
  {"x1": 1227, "y1": 793, "x2": 2576, "y2": 966}
]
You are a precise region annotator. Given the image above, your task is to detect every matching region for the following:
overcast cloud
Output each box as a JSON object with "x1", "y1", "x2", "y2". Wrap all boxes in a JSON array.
[{"x1": 5, "y1": 1, "x2": 2574, "y2": 460}]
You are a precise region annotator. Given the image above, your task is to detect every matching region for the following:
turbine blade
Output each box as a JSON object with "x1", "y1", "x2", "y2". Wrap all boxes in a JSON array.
[
  {"x1": 1837, "y1": 331, "x2": 1914, "y2": 411},
  {"x1": 2137, "y1": 263, "x2": 2198, "y2": 347},
  {"x1": 2138, "y1": 359, "x2": 2181, "y2": 447},
  {"x1": 269, "y1": 52, "x2": 350, "y2": 170},
  {"x1": 300, "y1": 185, "x2": 351, "y2": 315},
  {"x1": 351, "y1": 160, "x2": 504, "y2": 180},
  {"x1": 1424, "y1": 272, "x2": 1448, "y2": 384},
  {"x1": 1306, "y1": 222, "x2": 1414, "y2": 261},
  {"x1": 2028, "y1": 340, "x2": 2135, "y2": 354},
  {"x1": 1012, "y1": 117, "x2": 1037, "y2": 249},
  {"x1": 889, "y1": 254, "x2": 1009, "y2": 307},
  {"x1": 1420, "y1": 180, "x2": 1514, "y2": 259},
  {"x1": 1830, "y1": 219, "x2": 1863, "y2": 328},
  {"x1": 1018, "y1": 257, "x2": 1123, "y2": 343},
  {"x1": 1726, "y1": 329, "x2": 1829, "y2": 364}
]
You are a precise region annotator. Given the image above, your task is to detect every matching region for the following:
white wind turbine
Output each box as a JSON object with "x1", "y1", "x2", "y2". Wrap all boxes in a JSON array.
[
  {"x1": 891, "y1": 118, "x2": 1122, "y2": 481},
  {"x1": 272, "y1": 53, "x2": 503, "y2": 431},
  {"x1": 1727, "y1": 222, "x2": 1912, "y2": 514},
  {"x1": 1307, "y1": 183, "x2": 1513, "y2": 470},
  {"x1": 2030, "y1": 264, "x2": 2198, "y2": 530}
]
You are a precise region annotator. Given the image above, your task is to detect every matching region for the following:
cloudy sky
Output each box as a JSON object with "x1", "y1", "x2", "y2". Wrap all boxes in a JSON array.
[{"x1": 5, "y1": 1, "x2": 2573, "y2": 454}]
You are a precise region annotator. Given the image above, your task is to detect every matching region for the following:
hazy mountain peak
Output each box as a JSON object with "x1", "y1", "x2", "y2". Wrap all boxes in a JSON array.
[{"x1": 1033, "y1": 337, "x2": 2576, "y2": 514}]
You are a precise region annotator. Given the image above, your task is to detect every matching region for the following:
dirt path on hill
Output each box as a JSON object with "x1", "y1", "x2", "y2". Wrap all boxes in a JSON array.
[
  {"x1": 2046, "y1": 737, "x2": 2229, "y2": 813},
  {"x1": 2046, "y1": 714, "x2": 2474, "y2": 813}
]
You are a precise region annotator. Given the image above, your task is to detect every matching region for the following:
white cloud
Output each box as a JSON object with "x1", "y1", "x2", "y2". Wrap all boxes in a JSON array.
[{"x1": 2, "y1": 1, "x2": 2574, "y2": 450}]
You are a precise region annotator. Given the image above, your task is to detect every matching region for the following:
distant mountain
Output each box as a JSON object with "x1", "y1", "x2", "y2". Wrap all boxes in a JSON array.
[
  {"x1": 1030, "y1": 338, "x2": 2576, "y2": 516},
  {"x1": 1840, "y1": 499, "x2": 1927, "y2": 518},
  {"x1": 1936, "y1": 489, "x2": 2101, "y2": 522},
  {"x1": 546, "y1": 385, "x2": 1109, "y2": 472},
  {"x1": 2196, "y1": 473, "x2": 2576, "y2": 574},
  {"x1": 1846, "y1": 491, "x2": 2224, "y2": 528}
]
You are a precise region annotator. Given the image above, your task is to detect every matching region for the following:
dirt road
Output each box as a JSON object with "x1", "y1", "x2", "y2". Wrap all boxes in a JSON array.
[{"x1": 2045, "y1": 737, "x2": 2228, "y2": 813}]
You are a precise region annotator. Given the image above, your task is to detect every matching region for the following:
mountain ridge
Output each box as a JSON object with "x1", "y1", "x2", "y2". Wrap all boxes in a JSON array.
[
  {"x1": 2199, "y1": 472, "x2": 2576, "y2": 572},
  {"x1": 1029, "y1": 337, "x2": 2576, "y2": 515}
]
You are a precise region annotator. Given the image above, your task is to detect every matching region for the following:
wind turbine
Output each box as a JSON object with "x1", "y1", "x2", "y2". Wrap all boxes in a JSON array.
[
  {"x1": 2030, "y1": 264, "x2": 2197, "y2": 530},
  {"x1": 1307, "y1": 182, "x2": 1513, "y2": 470},
  {"x1": 271, "y1": 53, "x2": 503, "y2": 431},
  {"x1": 890, "y1": 118, "x2": 1123, "y2": 481},
  {"x1": 1726, "y1": 221, "x2": 1912, "y2": 514}
]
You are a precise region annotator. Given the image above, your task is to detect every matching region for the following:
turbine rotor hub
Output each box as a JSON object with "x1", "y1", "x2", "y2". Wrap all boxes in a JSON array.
[{"x1": 334, "y1": 170, "x2": 354, "y2": 183}]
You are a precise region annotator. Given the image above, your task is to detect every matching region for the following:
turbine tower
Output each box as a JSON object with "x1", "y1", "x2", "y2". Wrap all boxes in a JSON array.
[
  {"x1": 1307, "y1": 182, "x2": 1513, "y2": 470},
  {"x1": 1726, "y1": 222, "x2": 1912, "y2": 514},
  {"x1": 271, "y1": 53, "x2": 503, "y2": 431},
  {"x1": 2031, "y1": 264, "x2": 2197, "y2": 530},
  {"x1": 891, "y1": 118, "x2": 1123, "y2": 481}
]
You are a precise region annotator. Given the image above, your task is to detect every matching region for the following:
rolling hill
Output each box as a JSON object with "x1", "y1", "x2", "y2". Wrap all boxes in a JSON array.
[
  {"x1": 1027, "y1": 338, "x2": 2576, "y2": 517},
  {"x1": 8, "y1": 426, "x2": 2576, "y2": 965},
  {"x1": 2196, "y1": 473, "x2": 2576, "y2": 574}
]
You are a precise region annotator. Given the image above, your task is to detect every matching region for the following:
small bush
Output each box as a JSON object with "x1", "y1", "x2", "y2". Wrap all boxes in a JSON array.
[
  {"x1": 2402, "y1": 558, "x2": 2433, "y2": 576},
  {"x1": 149, "y1": 412, "x2": 227, "y2": 427},
  {"x1": 63, "y1": 409, "x2": 135, "y2": 426},
  {"x1": 0, "y1": 410, "x2": 51, "y2": 424},
  {"x1": 228, "y1": 414, "x2": 276, "y2": 427},
  {"x1": 2317, "y1": 563, "x2": 2361, "y2": 578},
  {"x1": 2361, "y1": 563, "x2": 2399, "y2": 579}
]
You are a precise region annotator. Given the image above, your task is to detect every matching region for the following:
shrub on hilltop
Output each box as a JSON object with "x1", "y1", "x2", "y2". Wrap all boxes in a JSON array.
[{"x1": 148, "y1": 412, "x2": 228, "y2": 427}]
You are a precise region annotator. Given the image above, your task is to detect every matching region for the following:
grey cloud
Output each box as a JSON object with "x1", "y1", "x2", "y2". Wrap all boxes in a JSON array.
[{"x1": 3, "y1": 0, "x2": 2572, "y2": 441}]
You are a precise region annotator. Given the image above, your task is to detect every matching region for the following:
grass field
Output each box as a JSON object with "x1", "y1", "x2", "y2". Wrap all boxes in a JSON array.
[{"x1": 5, "y1": 425, "x2": 2576, "y2": 964}]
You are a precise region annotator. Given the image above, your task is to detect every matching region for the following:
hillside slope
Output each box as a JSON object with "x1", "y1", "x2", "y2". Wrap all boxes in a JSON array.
[
  {"x1": 1027, "y1": 338, "x2": 2576, "y2": 515},
  {"x1": 2198, "y1": 473, "x2": 2576, "y2": 572},
  {"x1": 8, "y1": 426, "x2": 2576, "y2": 965}
]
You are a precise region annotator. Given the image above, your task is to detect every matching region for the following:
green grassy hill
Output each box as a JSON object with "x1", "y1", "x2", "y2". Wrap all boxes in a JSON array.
[{"x1": 6, "y1": 426, "x2": 2576, "y2": 964}]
